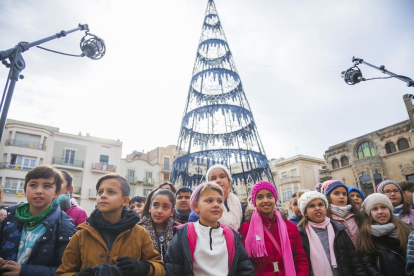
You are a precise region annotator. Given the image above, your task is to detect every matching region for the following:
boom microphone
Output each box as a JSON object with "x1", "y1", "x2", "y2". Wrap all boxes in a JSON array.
[
  {"x1": 341, "y1": 65, "x2": 364, "y2": 85},
  {"x1": 80, "y1": 32, "x2": 105, "y2": 60}
]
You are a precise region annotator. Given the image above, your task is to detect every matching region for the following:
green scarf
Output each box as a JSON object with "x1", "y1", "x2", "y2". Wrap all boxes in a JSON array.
[{"x1": 15, "y1": 203, "x2": 54, "y2": 231}]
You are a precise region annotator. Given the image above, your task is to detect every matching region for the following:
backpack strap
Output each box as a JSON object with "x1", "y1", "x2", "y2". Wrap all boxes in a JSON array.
[
  {"x1": 221, "y1": 224, "x2": 235, "y2": 275},
  {"x1": 186, "y1": 222, "x2": 197, "y2": 263}
]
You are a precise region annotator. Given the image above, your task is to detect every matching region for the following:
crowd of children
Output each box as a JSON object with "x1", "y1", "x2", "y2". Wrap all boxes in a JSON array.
[{"x1": 1, "y1": 164, "x2": 414, "y2": 275}]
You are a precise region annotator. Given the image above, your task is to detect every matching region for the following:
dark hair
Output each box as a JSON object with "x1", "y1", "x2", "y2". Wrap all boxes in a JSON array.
[
  {"x1": 158, "y1": 182, "x2": 177, "y2": 194},
  {"x1": 399, "y1": 181, "x2": 414, "y2": 192},
  {"x1": 96, "y1": 174, "x2": 130, "y2": 197},
  {"x1": 176, "y1": 187, "x2": 193, "y2": 196},
  {"x1": 25, "y1": 165, "x2": 63, "y2": 193},
  {"x1": 357, "y1": 213, "x2": 411, "y2": 254},
  {"x1": 130, "y1": 196, "x2": 146, "y2": 206},
  {"x1": 291, "y1": 192, "x2": 297, "y2": 198},
  {"x1": 59, "y1": 170, "x2": 73, "y2": 188},
  {"x1": 326, "y1": 193, "x2": 365, "y2": 228},
  {"x1": 142, "y1": 189, "x2": 175, "y2": 217}
]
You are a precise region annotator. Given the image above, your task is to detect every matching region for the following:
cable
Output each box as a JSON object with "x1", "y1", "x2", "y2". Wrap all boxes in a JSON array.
[
  {"x1": 36, "y1": 46, "x2": 82, "y2": 57},
  {"x1": 363, "y1": 75, "x2": 413, "y2": 82}
]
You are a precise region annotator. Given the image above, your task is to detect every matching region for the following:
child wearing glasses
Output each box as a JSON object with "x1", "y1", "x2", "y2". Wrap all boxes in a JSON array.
[{"x1": 377, "y1": 180, "x2": 414, "y2": 226}]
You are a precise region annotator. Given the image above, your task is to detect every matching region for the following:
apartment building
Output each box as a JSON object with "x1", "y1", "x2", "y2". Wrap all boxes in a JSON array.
[
  {"x1": 269, "y1": 155, "x2": 325, "y2": 208},
  {"x1": 119, "y1": 158, "x2": 159, "y2": 197},
  {"x1": 0, "y1": 119, "x2": 122, "y2": 215}
]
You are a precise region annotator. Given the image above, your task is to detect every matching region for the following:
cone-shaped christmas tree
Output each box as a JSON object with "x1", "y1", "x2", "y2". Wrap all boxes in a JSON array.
[{"x1": 171, "y1": 0, "x2": 273, "y2": 196}]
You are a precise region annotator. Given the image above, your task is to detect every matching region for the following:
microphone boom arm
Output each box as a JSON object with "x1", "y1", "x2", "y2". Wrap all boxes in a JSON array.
[
  {"x1": 351, "y1": 57, "x2": 414, "y2": 87},
  {"x1": 0, "y1": 23, "x2": 90, "y2": 141}
]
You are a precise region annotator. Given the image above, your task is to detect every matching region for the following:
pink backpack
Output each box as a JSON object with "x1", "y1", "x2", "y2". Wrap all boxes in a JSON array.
[{"x1": 183, "y1": 222, "x2": 235, "y2": 274}]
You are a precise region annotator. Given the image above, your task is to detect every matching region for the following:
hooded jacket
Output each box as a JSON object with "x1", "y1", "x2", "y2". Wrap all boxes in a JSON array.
[
  {"x1": 55, "y1": 208, "x2": 165, "y2": 276},
  {"x1": 298, "y1": 220, "x2": 366, "y2": 276},
  {"x1": 0, "y1": 204, "x2": 77, "y2": 276}
]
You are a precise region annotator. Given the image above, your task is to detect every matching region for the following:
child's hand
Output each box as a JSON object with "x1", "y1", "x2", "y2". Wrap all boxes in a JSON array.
[
  {"x1": 77, "y1": 267, "x2": 95, "y2": 276},
  {"x1": 0, "y1": 260, "x2": 21, "y2": 276},
  {"x1": 116, "y1": 257, "x2": 150, "y2": 276},
  {"x1": 0, "y1": 258, "x2": 6, "y2": 268}
]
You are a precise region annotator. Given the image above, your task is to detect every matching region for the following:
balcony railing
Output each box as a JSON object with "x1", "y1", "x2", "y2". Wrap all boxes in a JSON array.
[
  {"x1": 0, "y1": 162, "x2": 34, "y2": 170},
  {"x1": 352, "y1": 156, "x2": 382, "y2": 169},
  {"x1": 143, "y1": 177, "x2": 154, "y2": 185},
  {"x1": 92, "y1": 163, "x2": 116, "y2": 172},
  {"x1": 6, "y1": 139, "x2": 46, "y2": 150},
  {"x1": 280, "y1": 176, "x2": 300, "y2": 184},
  {"x1": 162, "y1": 163, "x2": 170, "y2": 171},
  {"x1": 3, "y1": 188, "x2": 24, "y2": 194},
  {"x1": 52, "y1": 157, "x2": 84, "y2": 168},
  {"x1": 319, "y1": 169, "x2": 332, "y2": 182}
]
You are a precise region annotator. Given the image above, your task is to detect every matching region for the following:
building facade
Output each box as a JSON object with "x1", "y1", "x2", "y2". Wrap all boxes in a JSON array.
[
  {"x1": 269, "y1": 155, "x2": 325, "y2": 208},
  {"x1": 321, "y1": 94, "x2": 414, "y2": 196},
  {"x1": 0, "y1": 119, "x2": 122, "y2": 215},
  {"x1": 119, "y1": 158, "x2": 159, "y2": 197}
]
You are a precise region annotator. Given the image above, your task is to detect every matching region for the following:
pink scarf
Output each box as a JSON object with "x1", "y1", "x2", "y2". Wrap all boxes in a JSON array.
[
  {"x1": 245, "y1": 209, "x2": 296, "y2": 275},
  {"x1": 306, "y1": 217, "x2": 337, "y2": 276}
]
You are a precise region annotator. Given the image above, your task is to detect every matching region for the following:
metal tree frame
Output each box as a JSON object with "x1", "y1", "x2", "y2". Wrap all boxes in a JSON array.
[{"x1": 171, "y1": 0, "x2": 274, "y2": 190}]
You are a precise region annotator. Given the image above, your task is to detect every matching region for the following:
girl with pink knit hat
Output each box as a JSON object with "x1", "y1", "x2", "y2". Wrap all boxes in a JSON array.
[
  {"x1": 240, "y1": 181, "x2": 309, "y2": 276},
  {"x1": 321, "y1": 180, "x2": 365, "y2": 247},
  {"x1": 297, "y1": 191, "x2": 366, "y2": 276}
]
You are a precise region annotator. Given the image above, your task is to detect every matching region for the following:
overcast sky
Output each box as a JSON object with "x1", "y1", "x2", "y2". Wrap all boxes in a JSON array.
[{"x1": 0, "y1": 0, "x2": 413, "y2": 160}]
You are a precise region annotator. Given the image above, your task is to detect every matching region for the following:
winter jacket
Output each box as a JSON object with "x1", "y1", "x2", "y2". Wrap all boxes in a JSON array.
[
  {"x1": 298, "y1": 220, "x2": 367, "y2": 276},
  {"x1": 240, "y1": 213, "x2": 309, "y2": 276},
  {"x1": 290, "y1": 215, "x2": 303, "y2": 226},
  {"x1": 360, "y1": 234, "x2": 407, "y2": 276},
  {"x1": 0, "y1": 204, "x2": 77, "y2": 276},
  {"x1": 331, "y1": 212, "x2": 360, "y2": 246},
  {"x1": 65, "y1": 203, "x2": 88, "y2": 227},
  {"x1": 164, "y1": 222, "x2": 254, "y2": 276},
  {"x1": 55, "y1": 222, "x2": 165, "y2": 276},
  {"x1": 406, "y1": 231, "x2": 414, "y2": 276}
]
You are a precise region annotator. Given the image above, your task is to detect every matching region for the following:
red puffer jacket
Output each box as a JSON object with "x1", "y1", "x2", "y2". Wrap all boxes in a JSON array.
[{"x1": 240, "y1": 213, "x2": 309, "y2": 276}]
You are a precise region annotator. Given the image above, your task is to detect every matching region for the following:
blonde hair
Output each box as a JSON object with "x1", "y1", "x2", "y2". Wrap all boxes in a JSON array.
[
  {"x1": 198, "y1": 182, "x2": 223, "y2": 201},
  {"x1": 297, "y1": 189, "x2": 309, "y2": 200}
]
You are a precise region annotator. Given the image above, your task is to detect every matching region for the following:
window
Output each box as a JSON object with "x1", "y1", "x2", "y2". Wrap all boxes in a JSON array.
[
  {"x1": 14, "y1": 132, "x2": 41, "y2": 148},
  {"x1": 291, "y1": 169, "x2": 298, "y2": 177},
  {"x1": 340, "y1": 156, "x2": 349, "y2": 167},
  {"x1": 9, "y1": 155, "x2": 36, "y2": 169},
  {"x1": 144, "y1": 189, "x2": 151, "y2": 196},
  {"x1": 373, "y1": 170, "x2": 382, "y2": 185},
  {"x1": 282, "y1": 189, "x2": 292, "y2": 201},
  {"x1": 357, "y1": 142, "x2": 377, "y2": 159},
  {"x1": 127, "y1": 170, "x2": 135, "y2": 183},
  {"x1": 359, "y1": 172, "x2": 374, "y2": 196},
  {"x1": 332, "y1": 159, "x2": 340, "y2": 169},
  {"x1": 4, "y1": 178, "x2": 24, "y2": 194},
  {"x1": 281, "y1": 172, "x2": 287, "y2": 179},
  {"x1": 163, "y1": 157, "x2": 170, "y2": 170},
  {"x1": 385, "y1": 142, "x2": 397, "y2": 154},
  {"x1": 164, "y1": 173, "x2": 170, "y2": 182},
  {"x1": 64, "y1": 149, "x2": 76, "y2": 164},
  {"x1": 397, "y1": 138, "x2": 409, "y2": 151},
  {"x1": 100, "y1": 155, "x2": 109, "y2": 166},
  {"x1": 145, "y1": 171, "x2": 153, "y2": 184}
]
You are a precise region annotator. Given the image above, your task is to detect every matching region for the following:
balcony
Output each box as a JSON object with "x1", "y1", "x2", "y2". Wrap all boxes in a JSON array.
[
  {"x1": 280, "y1": 176, "x2": 300, "y2": 184},
  {"x1": 73, "y1": 187, "x2": 81, "y2": 195},
  {"x1": 91, "y1": 162, "x2": 116, "y2": 173},
  {"x1": 52, "y1": 157, "x2": 84, "y2": 170},
  {"x1": 319, "y1": 169, "x2": 332, "y2": 182},
  {"x1": 352, "y1": 156, "x2": 382, "y2": 169},
  {"x1": 126, "y1": 176, "x2": 137, "y2": 184},
  {"x1": 3, "y1": 188, "x2": 24, "y2": 195},
  {"x1": 143, "y1": 177, "x2": 154, "y2": 186},
  {"x1": 0, "y1": 162, "x2": 34, "y2": 171},
  {"x1": 6, "y1": 139, "x2": 46, "y2": 150},
  {"x1": 161, "y1": 163, "x2": 170, "y2": 171}
]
